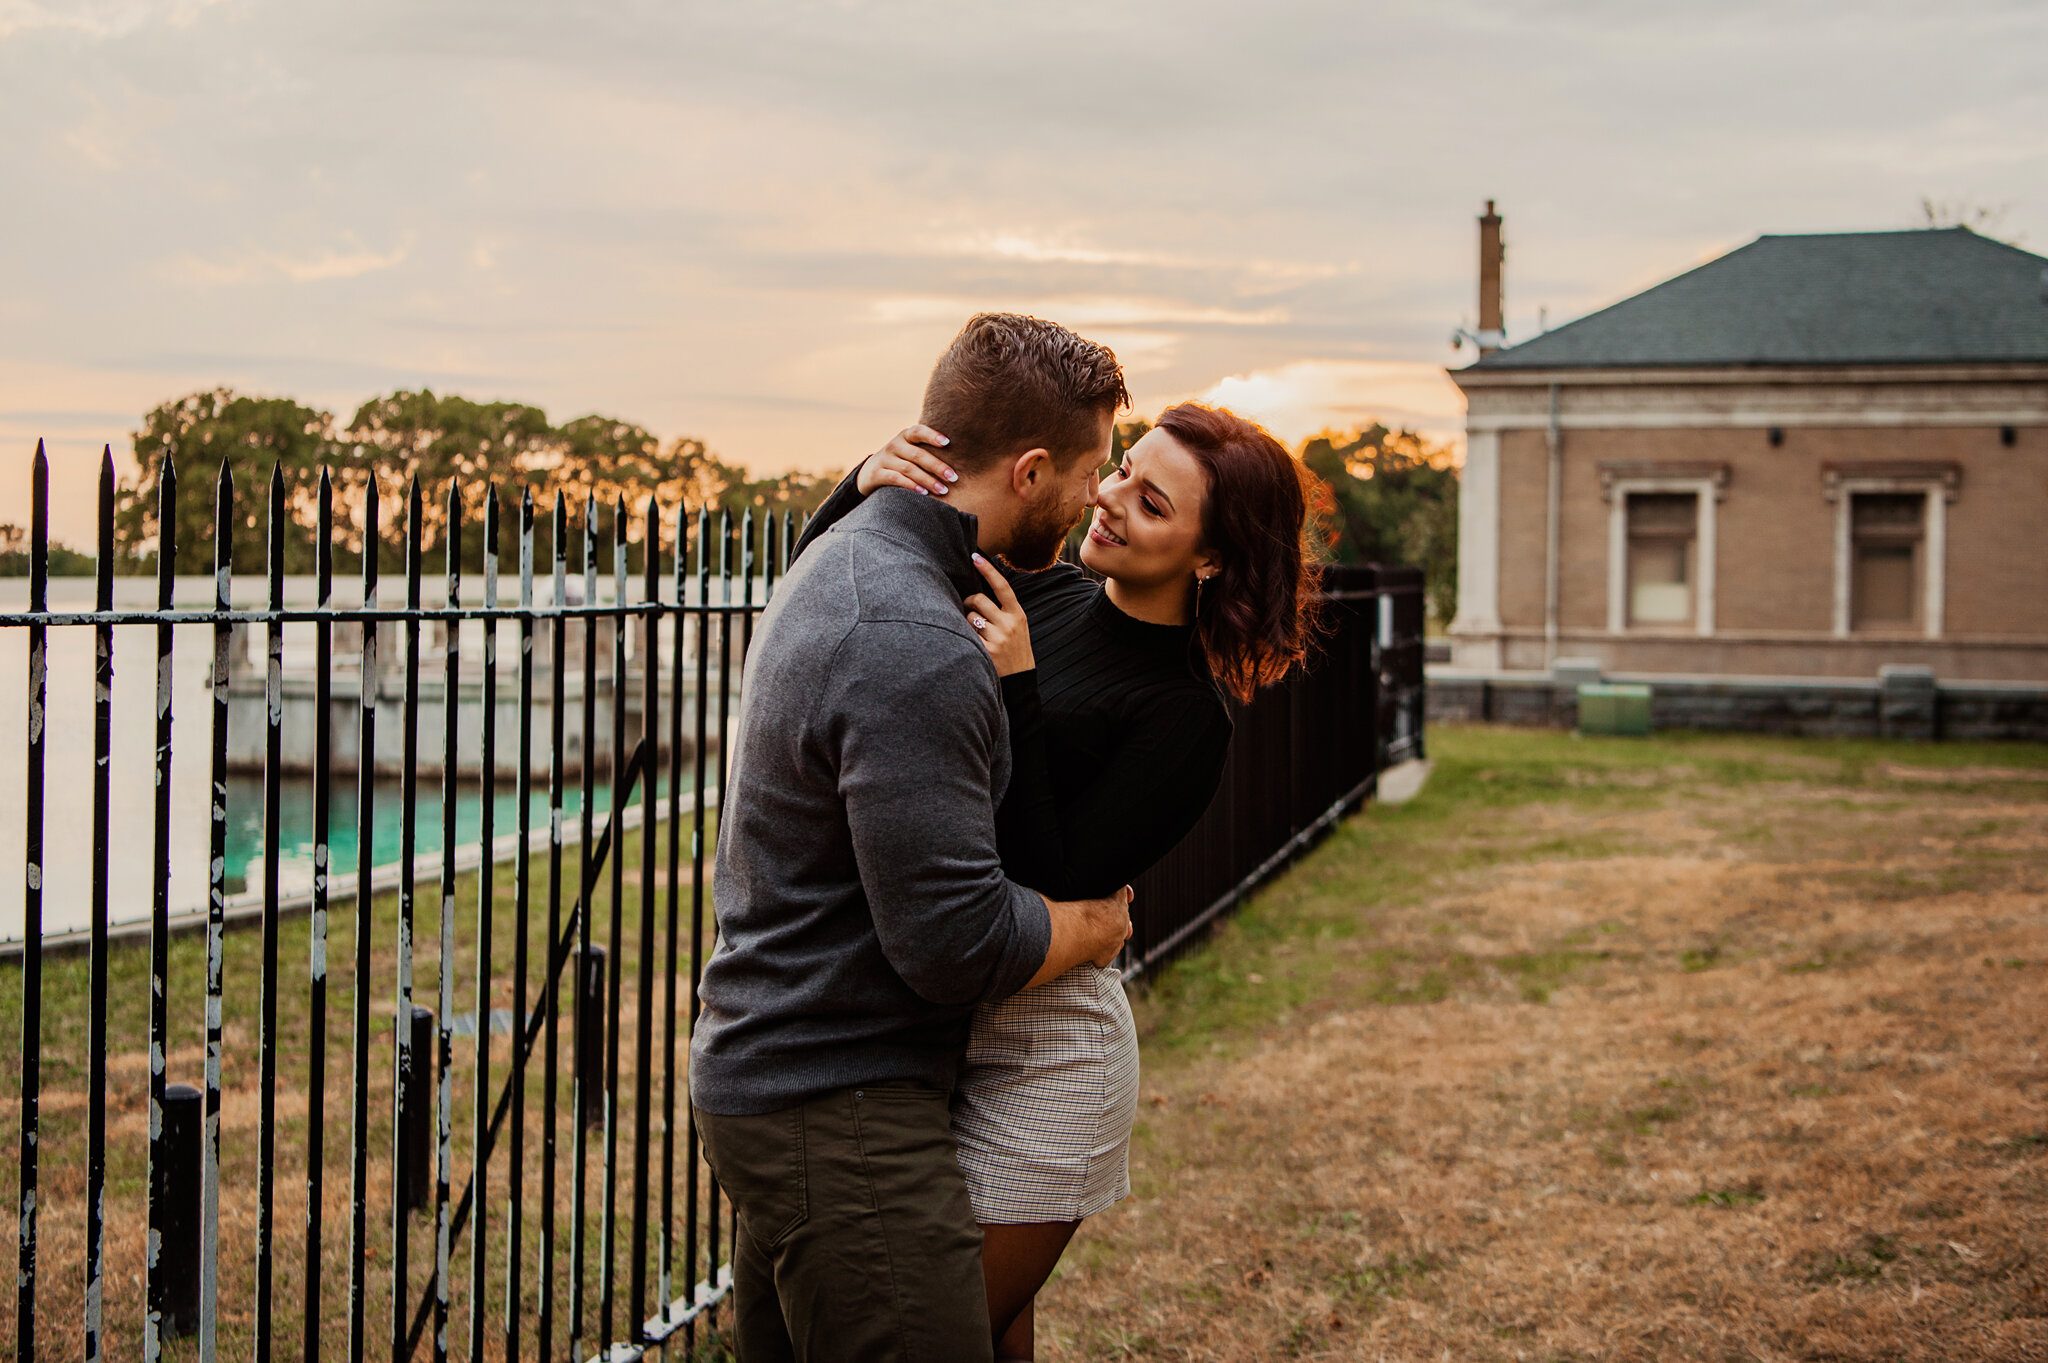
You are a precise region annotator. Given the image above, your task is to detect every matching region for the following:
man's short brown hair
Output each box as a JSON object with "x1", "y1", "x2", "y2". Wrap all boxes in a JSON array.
[{"x1": 919, "y1": 313, "x2": 1130, "y2": 472}]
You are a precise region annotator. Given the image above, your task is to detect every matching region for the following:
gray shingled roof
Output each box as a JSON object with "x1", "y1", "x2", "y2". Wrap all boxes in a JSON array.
[{"x1": 1473, "y1": 228, "x2": 2048, "y2": 369}]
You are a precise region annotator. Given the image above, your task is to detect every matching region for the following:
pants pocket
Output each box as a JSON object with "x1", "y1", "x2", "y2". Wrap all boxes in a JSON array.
[{"x1": 697, "y1": 1105, "x2": 810, "y2": 1249}]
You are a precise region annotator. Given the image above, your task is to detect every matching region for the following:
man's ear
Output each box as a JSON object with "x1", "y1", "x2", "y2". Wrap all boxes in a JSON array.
[{"x1": 1008, "y1": 447, "x2": 1053, "y2": 495}]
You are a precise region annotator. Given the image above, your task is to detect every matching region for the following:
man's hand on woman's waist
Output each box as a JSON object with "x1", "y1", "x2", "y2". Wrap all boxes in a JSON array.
[{"x1": 1026, "y1": 885, "x2": 1133, "y2": 990}]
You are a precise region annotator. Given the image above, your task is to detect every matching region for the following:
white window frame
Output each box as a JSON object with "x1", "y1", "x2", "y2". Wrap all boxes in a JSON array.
[
  {"x1": 1830, "y1": 478, "x2": 1947, "y2": 640},
  {"x1": 1606, "y1": 476, "x2": 1718, "y2": 637}
]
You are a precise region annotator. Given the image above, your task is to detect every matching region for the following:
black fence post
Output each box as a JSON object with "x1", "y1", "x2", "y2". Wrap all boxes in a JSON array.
[
  {"x1": 403, "y1": 1006, "x2": 433, "y2": 1213},
  {"x1": 156, "y1": 1083, "x2": 202, "y2": 1339},
  {"x1": 579, "y1": 945, "x2": 607, "y2": 1130}
]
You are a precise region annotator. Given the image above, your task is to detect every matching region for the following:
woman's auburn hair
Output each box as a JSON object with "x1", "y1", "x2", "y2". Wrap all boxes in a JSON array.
[{"x1": 1154, "y1": 401, "x2": 1324, "y2": 703}]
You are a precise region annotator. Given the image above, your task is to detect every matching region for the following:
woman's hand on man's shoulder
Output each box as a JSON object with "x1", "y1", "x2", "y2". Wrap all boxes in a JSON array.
[{"x1": 857, "y1": 425, "x2": 958, "y2": 497}]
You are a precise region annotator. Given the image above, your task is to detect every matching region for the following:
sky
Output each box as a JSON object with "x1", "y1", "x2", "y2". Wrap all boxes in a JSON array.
[{"x1": 2, "y1": 0, "x2": 2044, "y2": 546}]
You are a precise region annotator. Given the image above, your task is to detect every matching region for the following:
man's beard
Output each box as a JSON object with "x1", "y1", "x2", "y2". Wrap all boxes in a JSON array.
[{"x1": 1000, "y1": 490, "x2": 1082, "y2": 572}]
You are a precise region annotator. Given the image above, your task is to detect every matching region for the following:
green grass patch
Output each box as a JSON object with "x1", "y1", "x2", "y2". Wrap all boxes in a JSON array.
[
  {"x1": 1803, "y1": 1233, "x2": 1900, "y2": 1286},
  {"x1": 1679, "y1": 943, "x2": 1724, "y2": 972},
  {"x1": 1688, "y1": 1182, "x2": 1765, "y2": 1208},
  {"x1": 1331, "y1": 1251, "x2": 1444, "y2": 1312},
  {"x1": 1783, "y1": 947, "x2": 1855, "y2": 974},
  {"x1": 1618, "y1": 1100, "x2": 1691, "y2": 1135},
  {"x1": 1496, "y1": 947, "x2": 1606, "y2": 1004}
]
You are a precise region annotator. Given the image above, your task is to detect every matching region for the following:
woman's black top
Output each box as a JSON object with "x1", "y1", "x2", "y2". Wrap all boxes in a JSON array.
[{"x1": 792, "y1": 470, "x2": 1233, "y2": 902}]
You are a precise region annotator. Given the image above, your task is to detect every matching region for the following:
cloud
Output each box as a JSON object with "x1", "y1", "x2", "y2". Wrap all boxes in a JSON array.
[
  {"x1": 869, "y1": 296, "x2": 1290, "y2": 330},
  {"x1": 935, "y1": 234, "x2": 1351, "y2": 288},
  {"x1": 1189, "y1": 361, "x2": 1468, "y2": 451},
  {"x1": 167, "y1": 239, "x2": 412, "y2": 286},
  {"x1": 0, "y1": 0, "x2": 221, "y2": 40},
  {"x1": 278, "y1": 243, "x2": 410, "y2": 282}
]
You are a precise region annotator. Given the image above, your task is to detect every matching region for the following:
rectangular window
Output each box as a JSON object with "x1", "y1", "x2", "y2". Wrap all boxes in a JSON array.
[
  {"x1": 1850, "y1": 492, "x2": 1923, "y2": 630},
  {"x1": 1626, "y1": 492, "x2": 1697, "y2": 627}
]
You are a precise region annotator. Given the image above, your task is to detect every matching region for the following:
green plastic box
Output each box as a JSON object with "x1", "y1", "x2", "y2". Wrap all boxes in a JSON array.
[{"x1": 1577, "y1": 683, "x2": 1652, "y2": 736}]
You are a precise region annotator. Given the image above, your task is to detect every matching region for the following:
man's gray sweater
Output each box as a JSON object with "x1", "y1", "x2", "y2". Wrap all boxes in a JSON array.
[{"x1": 688, "y1": 488, "x2": 1054, "y2": 1116}]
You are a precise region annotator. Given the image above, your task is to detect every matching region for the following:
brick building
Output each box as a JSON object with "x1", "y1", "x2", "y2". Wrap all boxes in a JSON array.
[{"x1": 1447, "y1": 219, "x2": 2048, "y2": 683}]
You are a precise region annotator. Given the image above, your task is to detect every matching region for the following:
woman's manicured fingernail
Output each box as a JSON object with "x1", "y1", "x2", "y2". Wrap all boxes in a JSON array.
[
  {"x1": 936, "y1": 434, "x2": 950, "y2": 446},
  {"x1": 933, "y1": 483, "x2": 947, "y2": 494},
  {"x1": 944, "y1": 469, "x2": 957, "y2": 481}
]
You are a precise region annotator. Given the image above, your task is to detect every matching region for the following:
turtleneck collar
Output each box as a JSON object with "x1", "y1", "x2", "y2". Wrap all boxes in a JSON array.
[
  {"x1": 859, "y1": 486, "x2": 986, "y2": 598},
  {"x1": 1089, "y1": 581, "x2": 1197, "y2": 655}
]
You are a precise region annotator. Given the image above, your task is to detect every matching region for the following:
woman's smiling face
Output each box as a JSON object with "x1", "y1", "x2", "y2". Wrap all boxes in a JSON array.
[{"x1": 1080, "y1": 427, "x2": 1217, "y2": 591}]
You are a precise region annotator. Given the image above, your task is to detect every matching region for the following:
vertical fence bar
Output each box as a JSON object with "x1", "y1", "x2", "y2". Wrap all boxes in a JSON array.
[
  {"x1": 600, "y1": 497, "x2": 627, "y2": 1355},
  {"x1": 738, "y1": 510, "x2": 756, "y2": 665},
  {"x1": 571, "y1": 496, "x2": 596, "y2": 1359},
  {"x1": 474, "y1": 488, "x2": 501, "y2": 1362},
  {"x1": 201, "y1": 460, "x2": 232, "y2": 1363},
  {"x1": 392, "y1": 478, "x2": 424, "y2": 1363},
  {"x1": 707, "y1": 510, "x2": 734, "y2": 1307},
  {"x1": 435, "y1": 481, "x2": 463, "y2": 1363},
  {"x1": 145, "y1": 453, "x2": 178, "y2": 1360},
  {"x1": 306, "y1": 467, "x2": 335, "y2": 1362},
  {"x1": 683, "y1": 506, "x2": 710, "y2": 1353},
  {"x1": 658, "y1": 503, "x2": 686, "y2": 1327},
  {"x1": 253, "y1": 464, "x2": 286, "y2": 1363},
  {"x1": 508, "y1": 489, "x2": 535, "y2": 1363},
  {"x1": 539, "y1": 491, "x2": 568, "y2": 1363},
  {"x1": 85, "y1": 449, "x2": 114, "y2": 1363},
  {"x1": 350, "y1": 479, "x2": 381, "y2": 1363},
  {"x1": 629, "y1": 497, "x2": 659, "y2": 1338},
  {"x1": 16, "y1": 442, "x2": 48, "y2": 1363},
  {"x1": 729, "y1": 512, "x2": 753, "y2": 1272}
]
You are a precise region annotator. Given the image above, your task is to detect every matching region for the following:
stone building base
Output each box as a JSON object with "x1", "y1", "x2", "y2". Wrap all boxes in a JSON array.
[{"x1": 1426, "y1": 666, "x2": 2048, "y2": 742}]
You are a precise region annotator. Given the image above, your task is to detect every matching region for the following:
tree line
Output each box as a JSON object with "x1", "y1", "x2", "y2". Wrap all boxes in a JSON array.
[
  {"x1": 6, "y1": 388, "x2": 841, "y2": 578},
  {"x1": 9, "y1": 391, "x2": 1460, "y2": 627}
]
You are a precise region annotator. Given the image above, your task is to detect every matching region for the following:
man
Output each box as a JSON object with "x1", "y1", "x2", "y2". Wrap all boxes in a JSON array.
[{"x1": 689, "y1": 313, "x2": 1136, "y2": 1361}]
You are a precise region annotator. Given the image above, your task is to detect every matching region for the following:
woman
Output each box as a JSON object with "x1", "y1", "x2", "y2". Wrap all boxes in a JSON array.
[{"x1": 794, "y1": 401, "x2": 1320, "y2": 1360}]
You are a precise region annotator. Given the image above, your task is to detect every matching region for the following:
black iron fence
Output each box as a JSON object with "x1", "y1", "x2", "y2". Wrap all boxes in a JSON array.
[
  {"x1": 2, "y1": 443, "x2": 1424, "y2": 1362},
  {"x1": 1124, "y1": 563, "x2": 1426, "y2": 979}
]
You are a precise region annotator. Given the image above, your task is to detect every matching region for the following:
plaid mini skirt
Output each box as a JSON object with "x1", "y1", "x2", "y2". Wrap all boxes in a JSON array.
[{"x1": 950, "y1": 963, "x2": 1140, "y2": 1224}]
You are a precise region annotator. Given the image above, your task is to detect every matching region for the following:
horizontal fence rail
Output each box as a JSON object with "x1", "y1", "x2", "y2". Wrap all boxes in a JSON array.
[{"x1": 3, "y1": 442, "x2": 1425, "y2": 1361}]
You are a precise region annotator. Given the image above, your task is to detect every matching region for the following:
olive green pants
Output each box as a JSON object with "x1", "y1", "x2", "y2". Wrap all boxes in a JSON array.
[{"x1": 694, "y1": 1084, "x2": 993, "y2": 1363}]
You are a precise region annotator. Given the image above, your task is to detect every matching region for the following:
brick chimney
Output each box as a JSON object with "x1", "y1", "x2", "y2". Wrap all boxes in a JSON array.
[{"x1": 1478, "y1": 199, "x2": 1504, "y2": 356}]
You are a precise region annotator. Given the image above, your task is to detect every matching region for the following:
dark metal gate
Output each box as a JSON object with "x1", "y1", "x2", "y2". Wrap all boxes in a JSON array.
[{"x1": 2, "y1": 444, "x2": 1424, "y2": 1362}]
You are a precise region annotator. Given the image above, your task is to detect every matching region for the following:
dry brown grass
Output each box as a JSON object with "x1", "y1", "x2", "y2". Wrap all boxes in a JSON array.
[
  {"x1": 5, "y1": 729, "x2": 2044, "y2": 1361},
  {"x1": 1039, "y1": 728, "x2": 2048, "y2": 1362},
  {"x1": 0, "y1": 821, "x2": 729, "y2": 1363}
]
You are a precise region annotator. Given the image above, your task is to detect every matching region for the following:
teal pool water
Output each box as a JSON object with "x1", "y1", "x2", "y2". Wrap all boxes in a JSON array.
[{"x1": 218, "y1": 768, "x2": 692, "y2": 897}]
